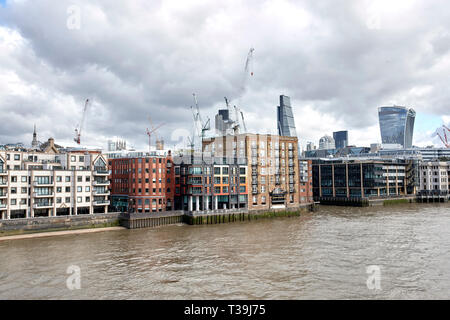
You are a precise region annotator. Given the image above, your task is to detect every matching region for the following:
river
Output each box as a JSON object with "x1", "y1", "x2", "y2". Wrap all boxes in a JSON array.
[{"x1": 0, "y1": 203, "x2": 449, "y2": 299}]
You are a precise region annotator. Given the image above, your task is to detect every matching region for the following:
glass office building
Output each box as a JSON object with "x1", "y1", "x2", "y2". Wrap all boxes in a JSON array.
[
  {"x1": 277, "y1": 95, "x2": 297, "y2": 137},
  {"x1": 333, "y1": 131, "x2": 348, "y2": 149},
  {"x1": 378, "y1": 106, "x2": 416, "y2": 148}
]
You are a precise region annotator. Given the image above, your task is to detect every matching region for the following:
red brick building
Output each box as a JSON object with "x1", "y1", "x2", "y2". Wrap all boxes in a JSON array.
[
  {"x1": 109, "y1": 153, "x2": 174, "y2": 213},
  {"x1": 299, "y1": 159, "x2": 313, "y2": 203}
]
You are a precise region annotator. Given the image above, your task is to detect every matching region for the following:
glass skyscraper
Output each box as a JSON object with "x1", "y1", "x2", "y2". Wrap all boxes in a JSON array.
[
  {"x1": 378, "y1": 106, "x2": 416, "y2": 148},
  {"x1": 277, "y1": 95, "x2": 297, "y2": 137},
  {"x1": 333, "y1": 131, "x2": 348, "y2": 149}
]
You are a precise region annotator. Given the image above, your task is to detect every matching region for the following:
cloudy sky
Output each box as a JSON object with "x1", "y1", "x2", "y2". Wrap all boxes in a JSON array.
[{"x1": 1, "y1": 0, "x2": 450, "y2": 151}]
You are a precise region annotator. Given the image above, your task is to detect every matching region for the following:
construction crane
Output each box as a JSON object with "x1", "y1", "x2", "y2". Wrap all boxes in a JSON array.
[
  {"x1": 146, "y1": 116, "x2": 165, "y2": 152},
  {"x1": 191, "y1": 93, "x2": 210, "y2": 142},
  {"x1": 74, "y1": 98, "x2": 90, "y2": 144},
  {"x1": 433, "y1": 125, "x2": 450, "y2": 148}
]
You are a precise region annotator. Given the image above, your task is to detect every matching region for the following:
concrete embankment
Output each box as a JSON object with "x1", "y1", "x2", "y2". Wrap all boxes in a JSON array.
[
  {"x1": 0, "y1": 213, "x2": 120, "y2": 238},
  {"x1": 0, "y1": 204, "x2": 318, "y2": 238},
  {"x1": 317, "y1": 196, "x2": 417, "y2": 207},
  {"x1": 0, "y1": 226, "x2": 125, "y2": 242}
]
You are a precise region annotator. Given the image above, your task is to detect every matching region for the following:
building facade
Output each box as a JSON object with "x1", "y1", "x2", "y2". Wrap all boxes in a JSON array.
[
  {"x1": 108, "y1": 151, "x2": 174, "y2": 213},
  {"x1": 277, "y1": 95, "x2": 297, "y2": 137},
  {"x1": 333, "y1": 131, "x2": 348, "y2": 149},
  {"x1": 418, "y1": 161, "x2": 449, "y2": 195},
  {"x1": 203, "y1": 133, "x2": 305, "y2": 210},
  {"x1": 299, "y1": 159, "x2": 313, "y2": 203},
  {"x1": 378, "y1": 106, "x2": 416, "y2": 148},
  {"x1": 319, "y1": 135, "x2": 335, "y2": 150},
  {"x1": 0, "y1": 138, "x2": 109, "y2": 220},
  {"x1": 312, "y1": 158, "x2": 418, "y2": 199},
  {"x1": 173, "y1": 156, "x2": 248, "y2": 212}
]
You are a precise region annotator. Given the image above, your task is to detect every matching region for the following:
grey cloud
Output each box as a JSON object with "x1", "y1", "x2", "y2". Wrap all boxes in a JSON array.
[{"x1": 1, "y1": 0, "x2": 450, "y2": 148}]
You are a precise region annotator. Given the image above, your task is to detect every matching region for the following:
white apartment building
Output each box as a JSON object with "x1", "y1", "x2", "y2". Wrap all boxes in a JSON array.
[
  {"x1": 0, "y1": 138, "x2": 110, "y2": 220},
  {"x1": 419, "y1": 161, "x2": 449, "y2": 193}
]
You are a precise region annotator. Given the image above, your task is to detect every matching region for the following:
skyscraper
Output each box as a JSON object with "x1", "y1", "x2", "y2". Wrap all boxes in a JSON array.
[
  {"x1": 319, "y1": 135, "x2": 335, "y2": 150},
  {"x1": 277, "y1": 95, "x2": 297, "y2": 137},
  {"x1": 378, "y1": 106, "x2": 416, "y2": 148},
  {"x1": 215, "y1": 109, "x2": 233, "y2": 136},
  {"x1": 333, "y1": 131, "x2": 348, "y2": 149}
]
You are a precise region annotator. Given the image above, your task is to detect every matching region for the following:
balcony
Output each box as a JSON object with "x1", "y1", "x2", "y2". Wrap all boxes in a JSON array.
[
  {"x1": 94, "y1": 169, "x2": 109, "y2": 175},
  {"x1": 93, "y1": 180, "x2": 110, "y2": 186},
  {"x1": 0, "y1": 181, "x2": 8, "y2": 186},
  {"x1": 93, "y1": 190, "x2": 110, "y2": 196},
  {"x1": 33, "y1": 192, "x2": 54, "y2": 198},
  {"x1": 33, "y1": 181, "x2": 53, "y2": 187},
  {"x1": 0, "y1": 203, "x2": 6, "y2": 209},
  {"x1": 93, "y1": 200, "x2": 110, "y2": 206},
  {"x1": 0, "y1": 192, "x2": 7, "y2": 198},
  {"x1": 0, "y1": 170, "x2": 7, "y2": 176},
  {"x1": 33, "y1": 202, "x2": 53, "y2": 208}
]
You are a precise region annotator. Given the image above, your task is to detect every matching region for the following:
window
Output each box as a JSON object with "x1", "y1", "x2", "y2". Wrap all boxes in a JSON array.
[
  {"x1": 77, "y1": 176, "x2": 83, "y2": 182},
  {"x1": 222, "y1": 167, "x2": 229, "y2": 175},
  {"x1": 71, "y1": 156, "x2": 76, "y2": 162},
  {"x1": 11, "y1": 199, "x2": 16, "y2": 205},
  {"x1": 214, "y1": 167, "x2": 221, "y2": 175},
  {"x1": 85, "y1": 176, "x2": 90, "y2": 182},
  {"x1": 14, "y1": 154, "x2": 20, "y2": 160},
  {"x1": 77, "y1": 186, "x2": 82, "y2": 192},
  {"x1": 65, "y1": 187, "x2": 70, "y2": 192},
  {"x1": 85, "y1": 197, "x2": 90, "y2": 202},
  {"x1": 11, "y1": 176, "x2": 17, "y2": 182},
  {"x1": 11, "y1": 187, "x2": 16, "y2": 194},
  {"x1": 21, "y1": 176, "x2": 27, "y2": 182},
  {"x1": 21, "y1": 187, "x2": 27, "y2": 194},
  {"x1": 65, "y1": 197, "x2": 70, "y2": 203},
  {"x1": 56, "y1": 198, "x2": 62, "y2": 204},
  {"x1": 65, "y1": 176, "x2": 71, "y2": 182},
  {"x1": 240, "y1": 167, "x2": 246, "y2": 175},
  {"x1": 56, "y1": 176, "x2": 62, "y2": 182},
  {"x1": 77, "y1": 197, "x2": 82, "y2": 203},
  {"x1": 79, "y1": 156, "x2": 84, "y2": 162},
  {"x1": 85, "y1": 186, "x2": 90, "y2": 192},
  {"x1": 20, "y1": 199, "x2": 26, "y2": 205},
  {"x1": 57, "y1": 187, "x2": 62, "y2": 193}
]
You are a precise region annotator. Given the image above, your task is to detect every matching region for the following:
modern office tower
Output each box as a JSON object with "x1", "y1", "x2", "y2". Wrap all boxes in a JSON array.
[
  {"x1": 109, "y1": 151, "x2": 174, "y2": 213},
  {"x1": 312, "y1": 158, "x2": 418, "y2": 199},
  {"x1": 333, "y1": 131, "x2": 348, "y2": 149},
  {"x1": 0, "y1": 138, "x2": 110, "y2": 220},
  {"x1": 203, "y1": 133, "x2": 305, "y2": 210},
  {"x1": 319, "y1": 135, "x2": 335, "y2": 150},
  {"x1": 378, "y1": 106, "x2": 416, "y2": 148},
  {"x1": 277, "y1": 95, "x2": 297, "y2": 137},
  {"x1": 215, "y1": 109, "x2": 233, "y2": 136}
]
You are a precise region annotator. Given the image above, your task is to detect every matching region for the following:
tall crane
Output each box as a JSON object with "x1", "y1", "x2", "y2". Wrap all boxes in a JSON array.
[
  {"x1": 433, "y1": 125, "x2": 450, "y2": 148},
  {"x1": 74, "y1": 98, "x2": 90, "y2": 144},
  {"x1": 146, "y1": 116, "x2": 165, "y2": 152},
  {"x1": 191, "y1": 93, "x2": 210, "y2": 143}
]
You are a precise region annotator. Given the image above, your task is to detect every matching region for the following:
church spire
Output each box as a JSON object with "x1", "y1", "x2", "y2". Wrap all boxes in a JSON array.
[{"x1": 31, "y1": 124, "x2": 39, "y2": 149}]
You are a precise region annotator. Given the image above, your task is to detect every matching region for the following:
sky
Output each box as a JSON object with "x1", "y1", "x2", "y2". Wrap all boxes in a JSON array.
[{"x1": 0, "y1": 0, "x2": 450, "y2": 151}]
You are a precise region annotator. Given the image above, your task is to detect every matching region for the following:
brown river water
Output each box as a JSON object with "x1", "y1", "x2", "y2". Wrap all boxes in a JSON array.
[{"x1": 0, "y1": 203, "x2": 449, "y2": 299}]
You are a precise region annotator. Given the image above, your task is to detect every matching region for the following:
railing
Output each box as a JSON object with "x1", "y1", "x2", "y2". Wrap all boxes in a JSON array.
[
  {"x1": 0, "y1": 203, "x2": 7, "y2": 209},
  {"x1": 94, "y1": 200, "x2": 110, "y2": 205},
  {"x1": 0, "y1": 192, "x2": 7, "y2": 197},
  {"x1": 33, "y1": 203, "x2": 53, "y2": 208},
  {"x1": 93, "y1": 180, "x2": 110, "y2": 186},
  {"x1": 0, "y1": 181, "x2": 7, "y2": 185},
  {"x1": 94, "y1": 168, "x2": 109, "y2": 175},
  {"x1": 93, "y1": 190, "x2": 110, "y2": 195},
  {"x1": 33, "y1": 181, "x2": 53, "y2": 186},
  {"x1": 33, "y1": 192, "x2": 54, "y2": 197}
]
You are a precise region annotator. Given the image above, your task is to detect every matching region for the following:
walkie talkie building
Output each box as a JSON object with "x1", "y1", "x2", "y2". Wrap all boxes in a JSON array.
[{"x1": 378, "y1": 106, "x2": 416, "y2": 148}]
